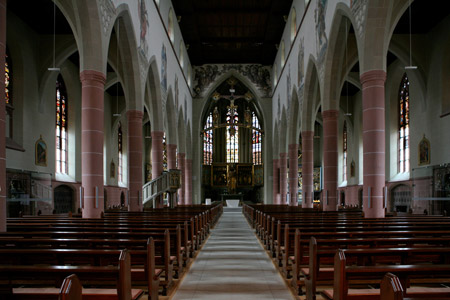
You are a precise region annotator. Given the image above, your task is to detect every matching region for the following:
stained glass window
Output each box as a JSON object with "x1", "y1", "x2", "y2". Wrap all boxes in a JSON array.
[
  {"x1": 398, "y1": 73, "x2": 410, "y2": 173},
  {"x1": 203, "y1": 113, "x2": 213, "y2": 165},
  {"x1": 56, "y1": 75, "x2": 68, "y2": 174},
  {"x1": 5, "y1": 51, "x2": 11, "y2": 105},
  {"x1": 252, "y1": 112, "x2": 262, "y2": 165},
  {"x1": 118, "y1": 122, "x2": 123, "y2": 182},
  {"x1": 163, "y1": 133, "x2": 167, "y2": 171},
  {"x1": 343, "y1": 120, "x2": 347, "y2": 182},
  {"x1": 226, "y1": 107, "x2": 239, "y2": 163}
]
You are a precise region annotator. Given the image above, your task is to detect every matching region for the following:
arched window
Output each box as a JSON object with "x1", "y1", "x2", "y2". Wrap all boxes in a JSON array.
[
  {"x1": 118, "y1": 122, "x2": 123, "y2": 183},
  {"x1": 398, "y1": 73, "x2": 410, "y2": 173},
  {"x1": 343, "y1": 120, "x2": 348, "y2": 182},
  {"x1": 252, "y1": 112, "x2": 262, "y2": 165},
  {"x1": 291, "y1": 8, "x2": 297, "y2": 43},
  {"x1": 163, "y1": 133, "x2": 168, "y2": 171},
  {"x1": 203, "y1": 112, "x2": 213, "y2": 165},
  {"x1": 56, "y1": 75, "x2": 68, "y2": 174},
  {"x1": 226, "y1": 106, "x2": 239, "y2": 163},
  {"x1": 168, "y1": 8, "x2": 174, "y2": 43},
  {"x1": 5, "y1": 49, "x2": 13, "y2": 139},
  {"x1": 280, "y1": 40, "x2": 285, "y2": 68}
]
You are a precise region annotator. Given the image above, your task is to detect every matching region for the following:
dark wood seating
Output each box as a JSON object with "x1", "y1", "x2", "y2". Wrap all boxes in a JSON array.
[
  {"x1": 0, "y1": 249, "x2": 142, "y2": 300},
  {"x1": 302, "y1": 236, "x2": 450, "y2": 299},
  {"x1": 321, "y1": 250, "x2": 450, "y2": 300},
  {"x1": 380, "y1": 273, "x2": 450, "y2": 300}
]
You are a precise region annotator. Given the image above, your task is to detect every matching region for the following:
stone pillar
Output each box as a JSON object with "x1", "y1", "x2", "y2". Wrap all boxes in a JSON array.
[
  {"x1": 361, "y1": 70, "x2": 387, "y2": 218},
  {"x1": 127, "y1": 110, "x2": 143, "y2": 212},
  {"x1": 167, "y1": 144, "x2": 177, "y2": 170},
  {"x1": 302, "y1": 131, "x2": 314, "y2": 208},
  {"x1": 288, "y1": 144, "x2": 299, "y2": 206},
  {"x1": 0, "y1": 0, "x2": 6, "y2": 231},
  {"x1": 185, "y1": 158, "x2": 192, "y2": 205},
  {"x1": 322, "y1": 110, "x2": 338, "y2": 211},
  {"x1": 272, "y1": 159, "x2": 280, "y2": 204},
  {"x1": 177, "y1": 153, "x2": 185, "y2": 204},
  {"x1": 80, "y1": 70, "x2": 106, "y2": 218},
  {"x1": 279, "y1": 153, "x2": 288, "y2": 205},
  {"x1": 151, "y1": 131, "x2": 164, "y2": 208}
]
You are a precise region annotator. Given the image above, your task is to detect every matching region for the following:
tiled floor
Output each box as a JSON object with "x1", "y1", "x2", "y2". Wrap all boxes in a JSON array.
[{"x1": 170, "y1": 207, "x2": 296, "y2": 300}]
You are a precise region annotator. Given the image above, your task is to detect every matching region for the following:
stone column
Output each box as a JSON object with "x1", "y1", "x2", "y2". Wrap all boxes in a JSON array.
[
  {"x1": 167, "y1": 144, "x2": 177, "y2": 170},
  {"x1": 0, "y1": 0, "x2": 6, "y2": 231},
  {"x1": 302, "y1": 131, "x2": 314, "y2": 208},
  {"x1": 80, "y1": 70, "x2": 106, "y2": 218},
  {"x1": 151, "y1": 131, "x2": 164, "y2": 208},
  {"x1": 127, "y1": 110, "x2": 143, "y2": 211},
  {"x1": 279, "y1": 153, "x2": 288, "y2": 205},
  {"x1": 272, "y1": 159, "x2": 280, "y2": 204},
  {"x1": 288, "y1": 144, "x2": 299, "y2": 206},
  {"x1": 185, "y1": 158, "x2": 192, "y2": 205},
  {"x1": 177, "y1": 153, "x2": 185, "y2": 204},
  {"x1": 322, "y1": 110, "x2": 338, "y2": 211},
  {"x1": 361, "y1": 70, "x2": 387, "y2": 218}
]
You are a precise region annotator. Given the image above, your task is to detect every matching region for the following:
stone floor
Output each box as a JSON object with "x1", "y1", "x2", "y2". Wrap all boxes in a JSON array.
[{"x1": 169, "y1": 207, "x2": 297, "y2": 300}]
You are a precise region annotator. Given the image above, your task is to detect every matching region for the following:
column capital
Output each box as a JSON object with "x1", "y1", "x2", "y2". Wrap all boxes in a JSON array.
[
  {"x1": 80, "y1": 70, "x2": 106, "y2": 85},
  {"x1": 167, "y1": 144, "x2": 177, "y2": 151},
  {"x1": 288, "y1": 144, "x2": 299, "y2": 151},
  {"x1": 279, "y1": 152, "x2": 288, "y2": 159},
  {"x1": 126, "y1": 110, "x2": 144, "y2": 120},
  {"x1": 177, "y1": 152, "x2": 186, "y2": 159},
  {"x1": 322, "y1": 109, "x2": 339, "y2": 120},
  {"x1": 301, "y1": 131, "x2": 314, "y2": 139},
  {"x1": 151, "y1": 131, "x2": 165, "y2": 139},
  {"x1": 360, "y1": 70, "x2": 386, "y2": 85}
]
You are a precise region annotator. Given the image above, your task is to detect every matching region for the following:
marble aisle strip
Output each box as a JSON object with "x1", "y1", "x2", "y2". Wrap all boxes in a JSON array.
[{"x1": 171, "y1": 207, "x2": 295, "y2": 300}]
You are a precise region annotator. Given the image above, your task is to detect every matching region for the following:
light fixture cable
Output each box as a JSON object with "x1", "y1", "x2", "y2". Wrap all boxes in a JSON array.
[{"x1": 48, "y1": 1, "x2": 60, "y2": 71}]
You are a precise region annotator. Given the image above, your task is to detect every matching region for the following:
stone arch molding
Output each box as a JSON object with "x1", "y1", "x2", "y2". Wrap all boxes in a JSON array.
[
  {"x1": 199, "y1": 70, "x2": 265, "y2": 125},
  {"x1": 193, "y1": 64, "x2": 272, "y2": 99}
]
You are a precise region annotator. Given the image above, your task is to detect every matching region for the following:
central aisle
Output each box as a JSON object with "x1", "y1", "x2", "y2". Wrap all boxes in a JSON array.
[{"x1": 171, "y1": 207, "x2": 295, "y2": 300}]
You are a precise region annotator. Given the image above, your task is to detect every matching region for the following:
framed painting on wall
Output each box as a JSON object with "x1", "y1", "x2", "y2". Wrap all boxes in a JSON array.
[
  {"x1": 35, "y1": 135, "x2": 47, "y2": 167},
  {"x1": 418, "y1": 135, "x2": 430, "y2": 166}
]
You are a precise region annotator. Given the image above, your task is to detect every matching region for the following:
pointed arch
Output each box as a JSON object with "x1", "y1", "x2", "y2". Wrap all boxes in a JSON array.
[
  {"x1": 145, "y1": 57, "x2": 164, "y2": 132},
  {"x1": 302, "y1": 56, "x2": 321, "y2": 132},
  {"x1": 108, "y1": 5, "x2": 143, "y2": 111},
  {"x1": 164, "y1": 87, "x2": 177, "y2": 145},
  {"x1": 288, "y1": 86, "x2": 301, "y2": 145},
  {"x1": 323, "y1": 5, "x2": 361, "y2": 111}
]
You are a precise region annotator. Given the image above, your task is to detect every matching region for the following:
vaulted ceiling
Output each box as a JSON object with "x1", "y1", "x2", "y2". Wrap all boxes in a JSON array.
[{"x1": 171, "y1": 0, "x2": 293, "y2": 65}]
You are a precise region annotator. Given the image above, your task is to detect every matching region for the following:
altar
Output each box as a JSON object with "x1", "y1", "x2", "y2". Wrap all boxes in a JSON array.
[{"x1": 220, "y1": 194, "x2": 243, "y2": 207}]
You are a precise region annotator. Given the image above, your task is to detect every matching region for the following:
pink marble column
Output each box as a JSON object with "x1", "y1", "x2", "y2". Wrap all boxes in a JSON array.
[
  {"x1": 361, "y1": 70, "x2": 387, "y2": 218},
  {"x1": 273, "y1": 159, "x2": 280, "y2": 204},
  {"x1": 177, "y1": 153, "x2": 185, "y2": 204},
  {"x1": 322, "y1": 110, "x2": 338, "y2": 211},
  {"x1": 167, "y1": 144, "x2": 177, "y2": 170},
  {"x1": 185, "y1": 158, "x2": 192, "y2": 205},
  {"x1": 288, "y1": 144, "x2": 299, "y2": 206},
  {"x1": 279, "y1": 153, "x2": 288, "y2": 205},
  {"x1": 151, "y1": 131, "x2": 164, "y2": 208},
  {"x1": 302, "y1": 131, "x2": 314, "y2": 208},
  {"x1": 80, "y1": 70, "x2": 106, "y2": 218},
  {"x1": 0, "y1": 0, "x2": 7, "y2": 231},
  {"x1": 127, "y1": 110, "x2": 143, "y2": 212}
]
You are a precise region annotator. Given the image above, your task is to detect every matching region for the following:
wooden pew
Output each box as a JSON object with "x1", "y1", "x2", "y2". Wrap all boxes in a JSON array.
[
  {"x1": 4, "y1": 274, "x2": 83, "y2": 300},
  {"x1": 303, "y1": 237, "x2": 450, "y2": 300},
  {"x1": 0, "y1": 233, "x2": 171, "y2": 296},
  {"x1": 0, "y1": 249, "x2": 142, "y2": 300},
  {"x1": 322, "y1": 250, "x2": 450, "y2": 300}
]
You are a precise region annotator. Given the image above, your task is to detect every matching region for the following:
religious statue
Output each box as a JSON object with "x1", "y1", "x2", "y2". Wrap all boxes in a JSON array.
[
  {"x1": 213, "y1": 106, "x2": 219, "y2": 128},
  {"x1": 227, "y1": 164, "x2": 237, "y2": 194}
]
